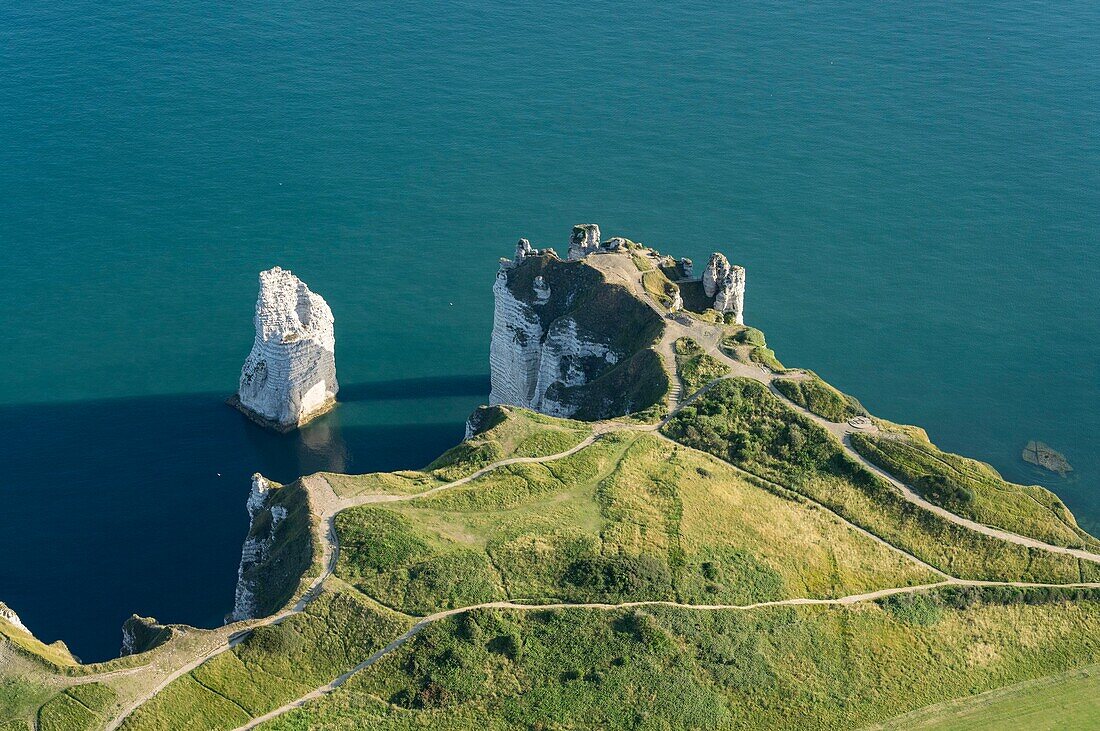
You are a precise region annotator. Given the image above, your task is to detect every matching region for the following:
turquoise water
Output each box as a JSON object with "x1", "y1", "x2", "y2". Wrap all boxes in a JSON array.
[{"x1": 1, "y1": 1, "x2": 1097, "y2": 661}]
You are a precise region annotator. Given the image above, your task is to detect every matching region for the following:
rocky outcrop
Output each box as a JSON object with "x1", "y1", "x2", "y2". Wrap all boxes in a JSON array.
[
  {"x1": 229, "y1": 474, "x2": 288, "y2": 622},
  {"x1": 0, "y1": 601, "x2": 29, "y2": 634},
  {"x1": 568, "y1": 224, "x2": 601, "y2": 260},
  {"x1": 680, "y1": 258, "x2": 694, "y2": 278},
  {"x1": 232, "y1": 267, "x2": 338, "y2": 432},
  {"x1": 489, "y1": 266, "x2": 616, "y2": 416},
  {"x1": 489, "y1": 232, "x2": 668, "y2": 420},
  {"x1": 121, "y1": 615, "x2": 172, "y2": 657},
  {"x1": 702, "y1": 253, "x2": 746, "y2": 324}
]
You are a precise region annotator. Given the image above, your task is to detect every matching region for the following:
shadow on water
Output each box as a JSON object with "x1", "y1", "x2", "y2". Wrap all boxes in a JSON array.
[
  {"x1": 339, "y1": 374, "x2": 490, "y2": 402},
  {"x1": 0, "y1": 376, "x2": 484, "y2": 662}
]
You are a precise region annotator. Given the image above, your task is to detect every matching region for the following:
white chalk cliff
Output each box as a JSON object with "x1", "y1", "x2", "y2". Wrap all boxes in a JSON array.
[
  {"x1": 229, "y1": 474, "x2": 288, "y2": 622},
  {"x1": 0, "y1": 601, "x2": 29, "y2": 634},
  {"x1": 702, "y1": 252, "x2": 746, "y2": 324},
  {"x1": 489, "y1": 250, "x2": 620, "y2": 418},
  {"x1": 234, "y1": 266, "x2": 338, "y2": 431},
  {"x1": 568, "y1": 224, "x2": 601, "y2": 260}
]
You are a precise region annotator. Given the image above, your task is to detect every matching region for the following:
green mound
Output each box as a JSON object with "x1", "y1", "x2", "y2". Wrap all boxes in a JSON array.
[
  {"x1": 774, "y1": 373, "x2": 867, "y2": 422},
  {"x1": 333, "y1": 430, "x2": 934, "y2": 615},
  {"x1": 673, "y1": 337, "x2": 730, "y2": 396}
]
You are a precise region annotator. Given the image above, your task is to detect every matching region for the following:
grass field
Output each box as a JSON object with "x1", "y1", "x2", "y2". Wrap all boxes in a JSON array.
[
  {"x1": 258, "y1": 596, "x2": 1100, "y2": 731},
  {"x1": 851, "y1": 432, "x2": 1099, "y2": 551},
  {"x1": 871, "y1": 664, "x2": 1100, "y2": 730},
  {"x1": 119, "y1": 584, "x2": 410, "y2": 731},
  {"x1": 333, "y1": 429, "x2": 934, "y2": 615}
]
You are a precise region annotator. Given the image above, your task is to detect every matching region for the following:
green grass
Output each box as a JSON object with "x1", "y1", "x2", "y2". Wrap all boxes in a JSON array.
[
  {"x1": 0, "y1": 615, "x2": 77, "y2": 669},
  {"x1": 720, "y1": 325, "x2": 787, "y2": 371},
  {"x1": 871, "y1": 664, "x2": 1100, "y2": 730},
  {"x1": 259, "y1": 596, "x2": 1100, "y2": 731},
  {"x1": 852, "y1": 432, "x2": 1100, "y2": 550},
  {"x1": 629, "y1": 251, "x2": 653, "y2": 271},
  {"x1": 120, "y1": 585, "x2": 411, "y2": 731},
  {"x1": 673, "y1": 337, "x2": 731, "y2": 395},
  {"x1": 332, "y1": 429, "x2": 934, "y2": 615},
  {"x1": 773, "y1": 373, "x2": 866, "y2": 422},
  {"x1": 37, "y1": 689, "x2": 103, "y2": 731},
  {"x1": 640, "y1": 268, "x2": 679, "y2": 310},
  {"x1": 663, "y1": 378, "x2": 1100, "y2": 584},
  {"x1": 0, "y1": 676, "x2": 52, "y2": 730}
]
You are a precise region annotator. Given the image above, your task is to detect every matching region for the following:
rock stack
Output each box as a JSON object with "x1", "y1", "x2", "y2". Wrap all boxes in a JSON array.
[
  {"x1": 568, "y1": 224, "x2": 602, "y2": 260},
  {"x1": 232, "y1": 266, "x2": 338, "y2": 432},
  {"x1": 702, "y1": 253, "x2": 746, "y2": 324}
]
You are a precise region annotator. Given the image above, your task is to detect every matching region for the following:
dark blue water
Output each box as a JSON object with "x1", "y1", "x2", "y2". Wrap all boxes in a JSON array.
[{"x1": 1, "y1": 1, "x2": 1097, "y2": 661}]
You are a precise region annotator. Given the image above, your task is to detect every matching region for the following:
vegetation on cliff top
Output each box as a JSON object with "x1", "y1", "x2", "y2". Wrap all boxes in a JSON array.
[
  {"x1": 774, "y1": 372, "x2": 867, "y2": 423},
  {"x1": 5, "y1": 252, "x2": 1100, "y2": 730},
  {"x1": 260, "y1": 594, "x2": 1100, "y2": 731},
  {"x1": 673, "y1": 337, "x2": 730, "y2": 396},
  {"x1": 662, "y1": 378, "x2": 1100, "y2": 584},
  {"x1": 851, "y1": 431, "x2": 1099, "y2": 551}
]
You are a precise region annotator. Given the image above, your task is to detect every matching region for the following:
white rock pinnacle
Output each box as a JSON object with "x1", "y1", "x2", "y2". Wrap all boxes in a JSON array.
[
  {"x1": 568, "y1": 224, "x2": 601, "y2": 260},
  {"x1": 234, "y1": 267, "x2": 338, "y2": 431},
  {"x1": 702, "y1": 252, "x2": 746, "y2": 324}
]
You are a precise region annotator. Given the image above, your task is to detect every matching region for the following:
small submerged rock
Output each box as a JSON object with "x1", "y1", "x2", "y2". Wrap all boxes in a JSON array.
[{"x1": 1022, "y1": 440, "x2": 1072, "y2": 476}]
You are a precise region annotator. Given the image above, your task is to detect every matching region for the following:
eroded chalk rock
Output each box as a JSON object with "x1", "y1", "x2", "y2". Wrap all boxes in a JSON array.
[
  {"x1": 233, "y1": 267, "x2": 338, "y2": 432},
  {"x1": 568, "y1": 224, "x2": 602, "y2": 260},
  {"x1": 228, "y1": 474, "x2": 289, "y2": 622},
  {"x1": 702, "y1": 252, "x2": 746, "y2": 324},
  {"x1": 0, "y1": 601, "x2": 29, "y2": 634},
  {"x1": 121, "y1": 615, "x2": 173, "y2": 657}
]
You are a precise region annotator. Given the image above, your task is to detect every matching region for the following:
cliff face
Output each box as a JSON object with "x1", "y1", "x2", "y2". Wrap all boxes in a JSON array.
[
  {"x1": 227, "y1": 473, "x2": 315, "y2": 622},
  {"x1": 489, "y1": 244, "x2": 667, "y2": 420},
  {"x1": 0, "y1": 601, "x2": 28, "y2": 634},
  {"x1": 234, "y1": 267, "x2": 338, "y2": 431},
  {"x1": 120, "y1": 615, "x2": 172, "y2": 657}
]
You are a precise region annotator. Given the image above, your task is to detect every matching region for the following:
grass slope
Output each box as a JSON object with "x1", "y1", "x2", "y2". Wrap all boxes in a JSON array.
[
  {"x1": 851, "y1": 432, "x2": 1099, "y2": 551},
  {"x1": 334, "y1": 430, "x2": 934, "y2": 615},
  {"x1": 774, "y1": 373, "x2": 866, "y2": 423},
  {"x1": 663, "y1": 378, "x2": 1100, "y2": 583},
  {"x1": 870, "y1": 664, "x2": 1100, "y2": 730},
  {"x1": 258, "y1": 591, "x2": 1100, "y2": 731},
  {"x1": 120, "y1": 585, "x2": 410, "y2": 731}
]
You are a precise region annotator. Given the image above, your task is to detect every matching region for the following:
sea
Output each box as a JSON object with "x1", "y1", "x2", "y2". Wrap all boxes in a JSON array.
[{"x1": 1, "y1": 0, "x2": 1097, "y2": 661}]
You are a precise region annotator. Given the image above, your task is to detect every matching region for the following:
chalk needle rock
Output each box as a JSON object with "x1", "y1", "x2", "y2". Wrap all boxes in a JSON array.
[{"x1": 231, "y1": 266, "x2": 338, "y2": 432}]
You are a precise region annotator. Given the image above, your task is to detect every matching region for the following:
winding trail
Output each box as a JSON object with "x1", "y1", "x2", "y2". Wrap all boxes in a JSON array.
[
  {"x1": 234, "y1": 577, "x2": 1100, "y2": 730},
  {"x1": 589, "y1": 252, "x2": 1100, "y2": 566},
  {"x1": 108, "y1": 249, "x2": 1100, "y2": 730}
]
